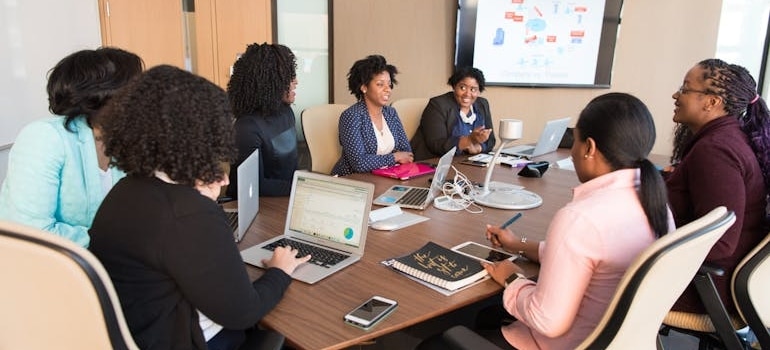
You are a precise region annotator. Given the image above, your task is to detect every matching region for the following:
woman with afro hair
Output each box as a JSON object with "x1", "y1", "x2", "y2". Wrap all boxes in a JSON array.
[
  {"x1": 331, "y1": 54, "x2": 413, "y2": 176},
  {"x1": 89, "y1": 65, "x2": 310, "y2": 350},
  {"x1": 226, "y1": 43, "x2": 299, "y2": 198}
]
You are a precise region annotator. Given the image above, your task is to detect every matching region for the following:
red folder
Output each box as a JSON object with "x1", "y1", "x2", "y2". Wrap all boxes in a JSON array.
[{"x1": 371, "y1": 162, "x2": 436, "y2": 180}]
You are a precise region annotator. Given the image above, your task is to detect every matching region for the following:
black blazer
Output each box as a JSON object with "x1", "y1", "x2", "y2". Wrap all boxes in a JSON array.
[{"x1": 410, "y1": 91, "x2": 496, "y2": 161}]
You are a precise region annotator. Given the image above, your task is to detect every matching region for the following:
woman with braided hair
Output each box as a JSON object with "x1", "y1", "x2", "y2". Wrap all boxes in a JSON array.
[
  {"x1": 226, "y1": 43, "x2": 299, "y2": 198},
  {"x1": 664, "y1": 58, "x2": 770, "y2": 323}
]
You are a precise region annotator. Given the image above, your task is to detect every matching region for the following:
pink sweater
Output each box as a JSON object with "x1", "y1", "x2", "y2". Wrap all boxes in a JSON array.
[{"x1": 501, "y1": 169, "x2": 674, "y2": 349}]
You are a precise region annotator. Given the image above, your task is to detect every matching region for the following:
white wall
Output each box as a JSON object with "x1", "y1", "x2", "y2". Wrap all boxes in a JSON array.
[{"x1": 0, "y1": 0, "x2": 101, "y2": 181}]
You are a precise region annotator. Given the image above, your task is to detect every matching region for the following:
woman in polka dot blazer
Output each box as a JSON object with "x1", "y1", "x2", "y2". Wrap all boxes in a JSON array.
[{"x1": 331, "y1": 55, "x2": 413, "y2": 176}]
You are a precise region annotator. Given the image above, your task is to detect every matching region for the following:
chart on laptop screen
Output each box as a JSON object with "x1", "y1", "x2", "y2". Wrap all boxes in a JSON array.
[{"x1": 289, "y1": 177, "x2": 368, "y2": 248}]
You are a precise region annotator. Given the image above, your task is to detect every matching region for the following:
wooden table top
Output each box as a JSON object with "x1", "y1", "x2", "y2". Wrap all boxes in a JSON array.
[{"x1": 235, "y1": 150, "x2": 666, "y2": 349}]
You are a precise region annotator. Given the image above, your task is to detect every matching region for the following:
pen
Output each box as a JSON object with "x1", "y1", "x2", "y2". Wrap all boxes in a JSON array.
[{"x1": 500, "y1": 212, "x2": 523, "y2": 229}]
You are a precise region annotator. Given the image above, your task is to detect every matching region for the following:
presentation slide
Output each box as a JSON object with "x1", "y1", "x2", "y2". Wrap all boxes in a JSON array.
[{"x1": 471, "y1": 0, "x2": 607, "y2": 86}]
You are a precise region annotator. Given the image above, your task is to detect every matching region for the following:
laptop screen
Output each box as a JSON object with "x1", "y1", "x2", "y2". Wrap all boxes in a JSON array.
[{"x1": 287, "y1": 174, "x2": 370, "y2": 248}]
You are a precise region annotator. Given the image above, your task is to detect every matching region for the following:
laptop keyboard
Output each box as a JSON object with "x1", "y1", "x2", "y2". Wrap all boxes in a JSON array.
[
  {"x1": 262, "y1": 238, "x2": 349, "y2": 268},
  {"x1": 395, "y1": 187, "x2": 430, "y2": 206},
  {"x1": 517, "y1": 148, "x2": 534, "y2": 155},
  {"x1": 224, "y1": 211, "x2": 238, "y2": 232}
]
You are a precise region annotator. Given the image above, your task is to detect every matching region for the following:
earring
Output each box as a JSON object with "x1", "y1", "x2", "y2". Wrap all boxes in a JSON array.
[
  {"x1": 363, "y1": 89, "x2": 367, "y2": 94},
  {"x1": 583, "y1": 154, "x2": 589, "y2": 159}
]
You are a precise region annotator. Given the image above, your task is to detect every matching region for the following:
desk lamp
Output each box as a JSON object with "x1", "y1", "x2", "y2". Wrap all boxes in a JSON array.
[{"x1": 473, "y1": 119, "x2": 543, "y2": 210}]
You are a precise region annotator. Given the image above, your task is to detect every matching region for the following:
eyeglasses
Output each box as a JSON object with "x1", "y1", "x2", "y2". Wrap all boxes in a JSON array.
[{"x1": 677, "y1": 86, "x2": 712, "y2": 95}]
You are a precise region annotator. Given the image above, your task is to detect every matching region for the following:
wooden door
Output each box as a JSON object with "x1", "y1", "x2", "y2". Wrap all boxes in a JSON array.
[{"x1": 98, "y1": 0, "x2": 186, "y2": 69}]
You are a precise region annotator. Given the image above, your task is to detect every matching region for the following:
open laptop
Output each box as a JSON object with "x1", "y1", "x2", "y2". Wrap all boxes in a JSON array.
[
  {"x1": 372, "y1": 147, "x2": 456, "y2": 210},
  {"x1": 240, "y1": 170, "x2": 374, "y2": 284},
  {"x1": 501, "y1": 117, "x2": 571, "y2": 159},
  {"x1": 224, "y1": 149, "x2": 260, "y2": 242}
]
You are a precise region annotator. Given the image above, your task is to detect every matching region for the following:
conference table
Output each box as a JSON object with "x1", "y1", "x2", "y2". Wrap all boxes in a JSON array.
[{"x1": 235, "y1": 150, "x2": 668, "y2": 349}]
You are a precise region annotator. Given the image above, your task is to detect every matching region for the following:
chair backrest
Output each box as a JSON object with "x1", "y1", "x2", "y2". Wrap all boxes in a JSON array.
[
  {"x1": 391, "y1": 97, "x2": 429, "y2": 140},
  {"x1": 732, "y1": 230, "x2": 770, "y2": 348},
  {"x1": 0, "y1": 220, "x2": 138, "y2": 350},
  {"x1": 301, "y1": 104, "x2": 348, "y2": 174},
  {"x1": 577, "y1": 206, "x2": 736, "y2": 350}
]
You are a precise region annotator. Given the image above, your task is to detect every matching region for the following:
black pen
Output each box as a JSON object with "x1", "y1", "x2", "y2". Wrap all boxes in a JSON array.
[{"x1": 501, "y1": 212, "x2": 523, "y2": 229}]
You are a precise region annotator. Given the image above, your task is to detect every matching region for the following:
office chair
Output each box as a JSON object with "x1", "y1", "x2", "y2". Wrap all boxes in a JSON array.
[
  {"x1": 0, "y1": 220, "x2": 286, "y2": 350},
  {"x1": 441, "y1": 206, "x2": 736, "y2": 350},
  {"x1": 301, "y1": 103, "x2": 348, "y2": 174},
  {"x1": 733, "y1": 231, "x2": 770, "y2": 349},
  {"x1": 391, "y1": 97, "x2": 429, "y2": 140},
  {"x1": 0, "y1": 220, "x2": 139, "y2": 349},
  {"x1": 661, "y1": 230, "x2": 770, "y2": 350}
]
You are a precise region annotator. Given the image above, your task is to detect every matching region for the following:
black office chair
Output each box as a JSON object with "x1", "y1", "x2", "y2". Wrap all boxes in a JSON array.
[
  {"x1": 441, "y1": 207, "x2": 735, "y2": 350},
  {"x1": 659, "y1": 231, "x2": 770, "y2": 350}
]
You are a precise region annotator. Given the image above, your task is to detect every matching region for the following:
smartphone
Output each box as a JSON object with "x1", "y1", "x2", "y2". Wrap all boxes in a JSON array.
[
  {"x1": 343, "y1": 295, "x2": 398, "y2": 330},
  {"x1": 451, "y1": 241, "x2": 516, "y2": 263}
]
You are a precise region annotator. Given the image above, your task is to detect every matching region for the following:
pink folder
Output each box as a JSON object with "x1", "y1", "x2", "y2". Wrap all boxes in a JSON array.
[{"x1": 371, "y1": 162, "x2": 436, "y2": 180}]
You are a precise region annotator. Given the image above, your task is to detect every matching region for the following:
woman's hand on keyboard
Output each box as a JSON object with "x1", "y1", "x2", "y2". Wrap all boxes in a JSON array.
[{"x1": 263, "y1": 246, "x2": 312, "y2": 275}]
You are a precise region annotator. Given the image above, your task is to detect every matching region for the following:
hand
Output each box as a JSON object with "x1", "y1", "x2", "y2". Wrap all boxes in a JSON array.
[
  {"x1": 470, "y1": 126, "x2": 492, "y2": 144},
  {"x1": 482, "y1": 260, "x2": 524, "y2": 287},
  {"x1": 394, "y1": 151, "x2": 414, "y2": 164},
  {"x1": 485, "y1": 224, "x2": 520, "y2": 251},
  {"x1": 262, "y1": 245, "x2": 312, "y2": 275}
]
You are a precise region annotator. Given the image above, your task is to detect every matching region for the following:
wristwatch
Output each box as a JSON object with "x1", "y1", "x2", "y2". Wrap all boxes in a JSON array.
[{"x1": 504, "y1": 272, "x2": 527, "y2": 288}]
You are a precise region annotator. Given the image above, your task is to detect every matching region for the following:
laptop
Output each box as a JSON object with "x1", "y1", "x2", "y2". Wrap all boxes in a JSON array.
[
  {"x1": 224, "y1": 149, "x2": 260, "y2": 242},
  {"x1": 501, "y1": 117, "x2": 571, "y2": 159},
  {"x1": 372, "y1": 147, "x2": 456, "y2": 210},
  {"x1": 240, "y1": 170, "x2": 374, "y2": 284}
]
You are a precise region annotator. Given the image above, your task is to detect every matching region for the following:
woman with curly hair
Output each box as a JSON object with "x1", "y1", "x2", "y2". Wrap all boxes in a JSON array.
[
  {"x1": 331, "y1": 54, "x2": 413, "y2": 176},
  {"x1": 0, "y1": 47, "x2": 142, "y2": 247},
  {"x1": 226, "y1": 43, "x2": 299, "y2": 198},
  {"x1": 664, "y1": 59, "x2": 770, "y2": 325},
  {"x1": 89, "y1": 65, "x2": 310, "y2": 350},
  {"x1": 411, "y1": 66, "x2": 496, "y2": 161}
]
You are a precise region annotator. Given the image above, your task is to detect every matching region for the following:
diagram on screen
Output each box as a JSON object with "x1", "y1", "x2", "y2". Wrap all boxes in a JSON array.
[{"x1": 474, "y1": 0, "x2": 606, "y2": 85}]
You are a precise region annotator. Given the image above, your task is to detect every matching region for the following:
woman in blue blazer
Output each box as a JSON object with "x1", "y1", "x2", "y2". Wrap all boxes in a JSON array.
[
  {"x1": 0, "y1": 48, "x2": 142, "y2": 247},
  {"x1": 332, "y1": 55, "x2": 413, "y2": 176}
]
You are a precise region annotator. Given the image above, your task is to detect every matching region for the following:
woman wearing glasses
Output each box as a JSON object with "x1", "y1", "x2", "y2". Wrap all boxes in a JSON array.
[
  {"x1": 664, "y1": 59, "x2": 770, "y2": 325},
  {"x1": 410, "y1": 66, "x2": 496, "y2": 161}
]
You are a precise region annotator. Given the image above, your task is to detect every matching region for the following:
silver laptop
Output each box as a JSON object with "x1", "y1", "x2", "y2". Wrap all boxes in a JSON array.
[
  {"x1": 372, "y1": 147, "x2": 455, "y2": 210},
  {"x1": 224, "y1": 149, "x2": 260, "y2": 242},
  {"x1": 240, "y1": 170, "x2": 374, "y2": 284},
  {"x1": 501, "y1": 117, "x2": 571, "y2": 159}
]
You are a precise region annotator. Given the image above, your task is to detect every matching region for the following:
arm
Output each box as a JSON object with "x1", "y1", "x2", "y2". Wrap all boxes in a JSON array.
[
  {"x1": 0, "y1": 122, "x2": 90, "y2": 246},
  {"x1": 683, "y1": 143, "x2": 749, "y2": 260},
  {"x1": 419, "y1": 97, "x2": 462, "y2": 156},
  {"x1": 502, "y1": 208, "x2": 594, "y2": 338},
  {"x1": 164, "y1": 205, "x2": 292, "y2": 329},
  {"x1": 479, "y1": 98, "x2": 496, "y2": 152},
  {"x1": 338, "y1": 108, "x2": 397, "y2": 173}
]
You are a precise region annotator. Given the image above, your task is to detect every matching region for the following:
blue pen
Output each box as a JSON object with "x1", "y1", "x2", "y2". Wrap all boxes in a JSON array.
[{"x1": 501, "y1": 212, "x2": 523, "y2": 229}]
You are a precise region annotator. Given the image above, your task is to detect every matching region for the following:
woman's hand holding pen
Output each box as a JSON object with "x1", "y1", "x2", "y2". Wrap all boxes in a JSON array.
[
  {"x1": 486, "y1": 224, "x2": 520, "y2": 251},
  {"x1": 486, "y1": 212, "x2": 523, "y2": 250}
]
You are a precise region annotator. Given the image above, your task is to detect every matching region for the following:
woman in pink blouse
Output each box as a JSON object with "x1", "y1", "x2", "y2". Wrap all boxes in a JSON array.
[{"x1": 479, "y1": 92, "x2": 675, "y2": 349}]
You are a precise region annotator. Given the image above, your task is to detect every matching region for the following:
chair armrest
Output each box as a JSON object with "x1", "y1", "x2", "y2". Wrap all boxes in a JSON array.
[
  {"x1": 442, "y1": 325, "x2": 504, "y2": 350},
  {"x1": 697, "y1": 262, "x2": 725, "y2": 277}
]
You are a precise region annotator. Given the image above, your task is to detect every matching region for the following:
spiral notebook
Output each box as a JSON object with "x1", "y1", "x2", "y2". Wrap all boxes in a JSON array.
[{"x1": 388, "y1": 241, "x2": 488, "y2": 291}]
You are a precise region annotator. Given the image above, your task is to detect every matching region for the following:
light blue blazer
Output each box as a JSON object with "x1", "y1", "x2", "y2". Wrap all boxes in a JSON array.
[{"x1": 0, "y1": 116, "x2": 125, "y2": 247}]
